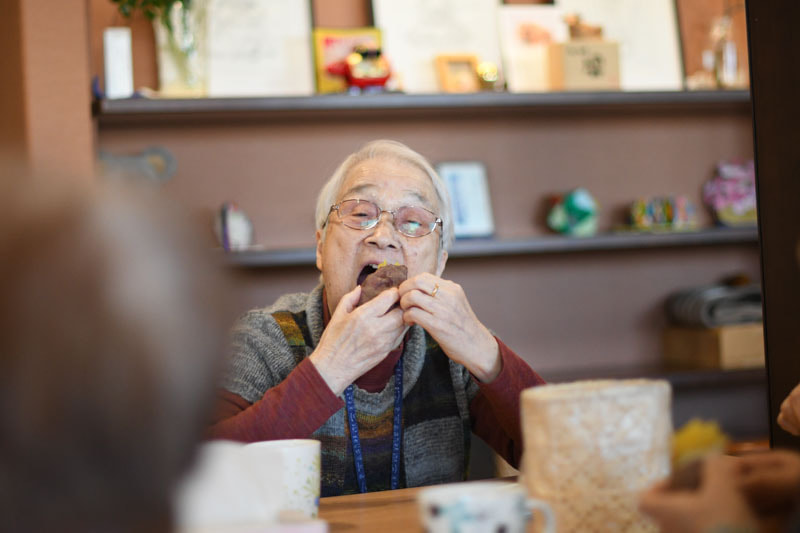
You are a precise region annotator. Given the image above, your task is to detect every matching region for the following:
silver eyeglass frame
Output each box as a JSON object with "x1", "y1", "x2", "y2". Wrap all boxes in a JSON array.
[{"x1": 325, "y1": 199, "x2": 443, "y2": 238}]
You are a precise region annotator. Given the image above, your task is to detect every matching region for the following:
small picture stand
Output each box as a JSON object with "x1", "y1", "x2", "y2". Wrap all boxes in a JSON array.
[
  {"x1": 437, "y1": 162, "x2": 495, "y2": 238},
  {"x1": 435, "y1": 55, "x2": 480, "y2": 93}
]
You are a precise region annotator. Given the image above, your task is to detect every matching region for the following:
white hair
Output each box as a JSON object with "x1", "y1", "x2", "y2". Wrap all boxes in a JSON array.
[{"x1": 314, "y1": 140, "x2": 455, "y2": 251}]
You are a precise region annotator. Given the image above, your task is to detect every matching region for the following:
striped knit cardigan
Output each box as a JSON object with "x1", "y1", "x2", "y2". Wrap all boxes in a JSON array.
[{"x1": 221, "y1": 284, "x2": 480, "y2": 496}]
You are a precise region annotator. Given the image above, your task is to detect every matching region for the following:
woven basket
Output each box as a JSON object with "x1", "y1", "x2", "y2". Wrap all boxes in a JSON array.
[{"x1": 521, "y1": 379, "x2": 672, "y2": 532}]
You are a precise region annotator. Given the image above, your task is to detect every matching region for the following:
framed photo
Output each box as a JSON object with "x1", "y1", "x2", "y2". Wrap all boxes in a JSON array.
[
  {"x1": 435, "y1": 55, "x2": 480, "y2": 93},
  {"x1": 437, "y1": 162, "x2": 495, "y2": 238},
  {"x1": 312, "y1": 27, "x2": 382, "y2": 94}
]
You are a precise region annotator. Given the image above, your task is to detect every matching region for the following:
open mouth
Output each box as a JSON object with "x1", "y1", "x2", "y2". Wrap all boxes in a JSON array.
[{"x1": 357, "y1": 264, "x2": 379, "y2": 286}]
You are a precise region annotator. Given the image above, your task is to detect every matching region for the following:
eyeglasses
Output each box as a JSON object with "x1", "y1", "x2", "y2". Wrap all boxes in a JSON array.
[{"x1": 327, "y1": 199, "x2": 442, "y2": 238}]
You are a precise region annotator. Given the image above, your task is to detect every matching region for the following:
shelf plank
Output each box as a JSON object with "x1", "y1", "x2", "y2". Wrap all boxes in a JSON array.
[
  {"x1": 95, "y1": 89, "x2": 751, "y2": 124},
  {"x1": 545, "y1": 365, "x2": 766, "y2": 391},
  {"x1": 226, "y1": 227, "x2": 758, "y2": 268}
]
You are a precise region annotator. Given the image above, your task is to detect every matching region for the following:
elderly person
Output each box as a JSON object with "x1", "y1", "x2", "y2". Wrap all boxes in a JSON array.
[{"x1": 208, "y1": 140, "x2": 545, "y2": 496}]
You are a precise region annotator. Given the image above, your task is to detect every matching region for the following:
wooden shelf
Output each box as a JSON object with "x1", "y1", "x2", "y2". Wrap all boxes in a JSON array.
[
  {"x1": 226, "y1": 227, "x2": 758, "y2": 268},
  {"x1": 545, "y1": 364, "x2": 766, "y2": 391},
  {"x1": 94, "y1": 89, "x2": 751, "y2": 125}
]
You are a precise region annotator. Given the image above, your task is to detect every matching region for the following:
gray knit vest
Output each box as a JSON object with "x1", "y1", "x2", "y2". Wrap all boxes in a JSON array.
[{"x1": 221, "y1": 285, "x2": 479, "y2": 495}]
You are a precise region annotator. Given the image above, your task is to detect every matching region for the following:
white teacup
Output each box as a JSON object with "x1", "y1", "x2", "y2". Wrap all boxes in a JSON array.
[
  {"x1": 175, "y1": 440, "x2": 283, "y2": 529},
  {"x1": 243, "y1": 439, "x2": 321, "y2": 519},
  {"x1": 418, "y1": 480, "x2": 555, "y2": 533}
]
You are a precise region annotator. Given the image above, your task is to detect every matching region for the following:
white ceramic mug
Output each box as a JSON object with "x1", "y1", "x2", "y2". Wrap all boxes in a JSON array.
[
  {"x1": 418, "y1": 480, "x2": 555, "y2": 533},
  {"x1": 243, "y1": 439, "x2": 321, "y2": 519},
  {"x1": 175, "y1": 440, "x2": 283, "y2": 529}
]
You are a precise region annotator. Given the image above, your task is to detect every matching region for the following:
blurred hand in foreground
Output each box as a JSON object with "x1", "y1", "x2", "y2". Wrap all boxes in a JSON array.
[
  {"x1": 778, "y1": 383, "x2": 800, "y2": 436},
  {"x1": 641, "y1": 451, "x2": 800, "y2": 533},
  {"x1": 640, "y1": 455, "x2": 758, "y2": 533}
]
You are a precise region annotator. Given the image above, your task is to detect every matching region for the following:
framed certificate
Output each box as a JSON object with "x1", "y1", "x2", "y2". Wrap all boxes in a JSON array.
[
  {"x1": 555, "y1": 0, "x2": 684, "y2": 90},
  {"x1": 437, "y1": 162, "x2": 495, "y2": 239},
  {"x1": 205, "y1": 0, "x2": 314, "y2": 97}
]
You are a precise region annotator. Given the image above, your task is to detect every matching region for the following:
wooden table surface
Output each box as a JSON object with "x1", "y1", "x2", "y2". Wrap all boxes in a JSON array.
[
  {"x1": 318, "y1": 479, "x2": 526, "y2": 532},
  {"x1": 319, "y1": 485, "x2": 424, "y2": 532}
]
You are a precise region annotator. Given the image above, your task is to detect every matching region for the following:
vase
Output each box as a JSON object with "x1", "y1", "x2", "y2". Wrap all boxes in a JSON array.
[{"x1": 153, "y1": 0, "x2": 208, "y2": 97}]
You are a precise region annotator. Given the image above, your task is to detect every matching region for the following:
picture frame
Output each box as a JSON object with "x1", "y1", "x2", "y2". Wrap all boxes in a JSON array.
[
  {"x1": 312, "y1": 27, "x2": 382, "y2": 94},
  {"x1": 437, "y1": 162, "x2": 495, "y2": 238},
  {"x1": 435, "y1": 55, "x2": 480, "y2": 93}
]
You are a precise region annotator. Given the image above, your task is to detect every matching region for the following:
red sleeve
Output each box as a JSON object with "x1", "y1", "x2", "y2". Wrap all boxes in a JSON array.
[
  {"x1": 469, "y1": 337, "x2": 546, "y2": 468},
  {"x1": 206, "y1": 358, "x2": 344, "y2": 442}
]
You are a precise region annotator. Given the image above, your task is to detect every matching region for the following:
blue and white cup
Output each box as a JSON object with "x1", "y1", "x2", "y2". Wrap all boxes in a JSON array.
[{"x1": 418, "y1": 480, "x2": 555, "y2": 533}]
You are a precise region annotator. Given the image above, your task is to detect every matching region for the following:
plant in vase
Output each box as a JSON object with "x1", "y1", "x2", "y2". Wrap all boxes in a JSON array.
[{"x1": 111, "y1": 0, "x2": 207, "y2": 97}]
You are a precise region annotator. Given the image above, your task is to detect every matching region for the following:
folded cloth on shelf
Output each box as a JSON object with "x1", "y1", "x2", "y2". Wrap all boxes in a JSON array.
[{"x1": 666, "y1": 283, "x2": 762, "y2": 327}]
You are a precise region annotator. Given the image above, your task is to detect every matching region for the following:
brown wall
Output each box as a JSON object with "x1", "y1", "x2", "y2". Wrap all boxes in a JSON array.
[
  {"x1": 98, "y1": 109, "x2": 754, "y2": 248},
  {"x1": 1, "y1": 0, "x2": 95, "y2": 180}
]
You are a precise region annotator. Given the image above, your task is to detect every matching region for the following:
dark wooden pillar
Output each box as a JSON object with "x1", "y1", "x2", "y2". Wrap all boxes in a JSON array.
[{"x1": 746, "y1": 0, "x2": 800, "y2": 449}]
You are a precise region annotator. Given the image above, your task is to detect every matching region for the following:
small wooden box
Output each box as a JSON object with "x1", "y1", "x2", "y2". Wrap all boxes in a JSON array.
[
  {"x1": 548, "y1": 41, "x2": 620, "y2": 91},
  {"x1": 662, "y1": 323, "x2": 765, "y2": 370}
]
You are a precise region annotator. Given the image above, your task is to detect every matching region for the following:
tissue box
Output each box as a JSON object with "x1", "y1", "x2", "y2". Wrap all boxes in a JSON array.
[
  {"x1": 548, "y1": 41, "x2": 620, "y2": 91},
  {"x1": 662, "y1": 323, "x2": 765, "y2": 370}
]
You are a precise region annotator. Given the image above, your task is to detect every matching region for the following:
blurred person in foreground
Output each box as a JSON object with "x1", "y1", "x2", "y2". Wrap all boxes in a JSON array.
[
  {"x1": 640, "y1": 451, "x2": 800, "y2": 533},
  {"x1": 208, "y1": 139, "x2": 546, "y2": 495},
  {"x1": 0, "y1": 172, "x2": 230, "y2": 533},
  {"x1": 640, "y1": 388, "x2": 800, "y2": 533}
]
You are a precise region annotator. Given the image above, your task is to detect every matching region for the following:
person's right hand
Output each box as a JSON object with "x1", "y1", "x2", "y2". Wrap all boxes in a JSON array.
[
  {"x1": 778, "y1": 382, "x2": 800, "y2": 436},
  {"x1": 309, "y1": 285, "x2": 406, "y2": 396},
  {"x1": 639, "y1": 455, "x2": 758, "y2": 533}
]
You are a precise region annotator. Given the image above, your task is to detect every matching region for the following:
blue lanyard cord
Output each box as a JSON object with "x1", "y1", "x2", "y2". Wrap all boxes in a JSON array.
[
  {"x1": 344, "y1": 356, "x2": 404, "y2": 494},
  {"x1": 390, "y1": 356, "x2": 403, "y2": 490}
]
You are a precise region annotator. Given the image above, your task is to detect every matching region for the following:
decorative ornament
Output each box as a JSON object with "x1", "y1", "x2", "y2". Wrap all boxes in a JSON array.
[
  {"x1": 326, "y1": 45, "x2": 391, "y2": 93},
  {"x1": 703, "y1": 160, "x2": 757, "y2": 227},
  {"x1": 215, "y1": 202, "x2": 254, "y2": 251},
  {"x1": 629, "y1": 196, "x2": 698, "y2": 231},
  {"x1": 546, "y1": 188, "x2": 598, "y2": 237}
]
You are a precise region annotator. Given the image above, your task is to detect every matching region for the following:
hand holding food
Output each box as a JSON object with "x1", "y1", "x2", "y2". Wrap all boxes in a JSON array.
[
  {"x1": 398, "y1": 272, "x2": 501, "y2": 383},
  {"x1": 310, "y1": 279, "x2": 406, "y2": 396},
  {"x1": 668, "y1": 419, "x2": 729, "y2": 490},
  {"x1": 640, "y1": 455, "x2": 758, "y2": 533},
  {"x1": 358, "y1": 262, "x2": 407, "y2": 306}
]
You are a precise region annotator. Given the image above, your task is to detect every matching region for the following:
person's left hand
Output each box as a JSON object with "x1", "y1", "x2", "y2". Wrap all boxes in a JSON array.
[
  {"x1": 398, "y1": 272, "x2": 501, "y2": 383},
  {"x1": 737, "y1": 449, "x2": 800, "y2": 518}
]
